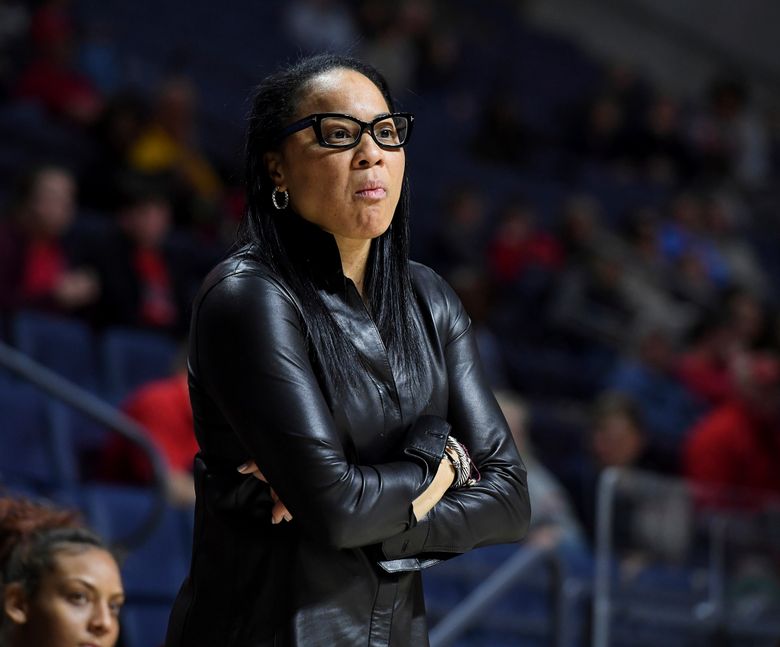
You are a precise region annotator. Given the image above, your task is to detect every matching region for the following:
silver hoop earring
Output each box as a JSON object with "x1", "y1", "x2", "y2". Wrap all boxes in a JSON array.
[{"x1": 271, "y1": 188, "x2": 289, "y2": 210}]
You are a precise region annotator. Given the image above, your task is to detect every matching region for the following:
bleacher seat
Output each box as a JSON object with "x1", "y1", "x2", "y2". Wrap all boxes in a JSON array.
[
  {"x1": 424, "y1": 545, "x2": 561, "y2": 645},
  {"x1": 12, "y1": 311, "x2": 100, "y2": 392},
  {"x1": 82, "y1": 485, "x2": 189, "y2": 601},
  {"x1": 101, "y1": 328, "x2": 178, "y2": 402},
  {"x1": 121, "y1": 602, "x2": 174, "y2": 647},
  {"x1": 0, "y1": 383, "x2": 77, "y2": 493}
]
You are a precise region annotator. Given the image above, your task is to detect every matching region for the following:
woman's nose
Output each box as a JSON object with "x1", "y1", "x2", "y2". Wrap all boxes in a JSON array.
[
  {"x1": 352, "y1": 130, "x2": 384, "y2": 168},
  {"x1": 87, "y1": 602, "x2": 114, "y2": 635}
]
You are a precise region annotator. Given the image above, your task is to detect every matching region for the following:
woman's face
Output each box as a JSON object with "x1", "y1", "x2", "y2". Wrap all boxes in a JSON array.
[
  {"x1": 5, "y1": 547, "x2": 124, "y2": 647},
  {"x1": 269, "y1": 68, "x2": 405, "y2": 245},
  {"x1": 28, "y1": 169, "x2": 76, "y2": 237}
]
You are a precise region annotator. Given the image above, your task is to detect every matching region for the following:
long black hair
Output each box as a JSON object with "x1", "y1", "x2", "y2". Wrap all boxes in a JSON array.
[{"x1": 238, "y1": 54, "x2": 423, "y2": 389}]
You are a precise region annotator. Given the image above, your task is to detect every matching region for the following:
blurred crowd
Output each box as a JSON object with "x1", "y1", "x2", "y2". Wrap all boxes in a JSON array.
[{"x1": 1, "y1": 0, "x2": 780, "y2": 559}]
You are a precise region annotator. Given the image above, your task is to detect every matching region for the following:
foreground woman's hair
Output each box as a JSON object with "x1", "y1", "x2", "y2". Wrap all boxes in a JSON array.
[{"x1": 238, "y1": 54, "x2": 423, "y2": 388}]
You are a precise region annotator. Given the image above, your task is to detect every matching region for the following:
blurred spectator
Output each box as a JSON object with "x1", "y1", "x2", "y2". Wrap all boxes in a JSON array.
[
  {"x1": 127, "y1": 76, "x2": 223, "y2": 229},
  {"x1": 659, "y1": 192, "x2": 730, "y2": 287},
  {"x1": 449, "y1": 268, "x2": 507, "y2": 387},
  {"x1": 426, "y1": 183, "x2": 488, "y2": 275},
  {"x1": 624, "y1": 94, "x2": 695, "y2": 183},
  {"x1": 76, "y1": 19, "x2": 122, "y2": 95},
  {"x1": 690, "y1": 76, "x2": 770, "y2": 188},
  {"x1": 677, "y1": 316, "x2": 737, "y2": 407},
  {"x1": 568, "y1": 93, "x2": 629, "y2": 165},
  {"x1": 684, "y1": 351, "x2": 780, "y2": 501},
  {"x1": 13, "y1": 0, "x2": 102, "y2": 125},
  {"x1": 99, "y1": 349, "x2": 196, "y2": 506},
  {"x1": 0, "y1": 496, "x2": 124, "y2": 647},
  {"x1": 470, "y1": 90, "x2": 531, "y2": 166},
  {"x1": 496, "y1": 390, "x2": 586, "y2": 552},
  {"x1": 0, "y1": 165, "x2": 100, "y2": 315},
  {"x1": 600, "y1": 62, "x2": 652, "y2": 131},
  {"x1": 724, "y1": 287, "x2": 768, "y2": 351},
  {"x1": 549, "y1": 251, "x2": 635, "y2": 350},
  {"x1": 355, "y1": 0, "x2": 416, "y2": 93},
  {"x1": 487, "y1": 198, "x2": 563, "y2": 285},
  {"x1": 703, "y1": 191, "x2": 768, "y2": 297},
  {"x1": 0, "y1": 0, "x2": 29, "y2": 96},
  {"x1": 589, "y1": 393, "x2": 649, "y2": 471},
  {"x1": 284, "y1": 0, "x2": 358, "y2": 54},
  {"x1": 576, "y1": 392, "x2": 684, "y2": 549},
  {"x1": 558, "y1": 194, "x2": 624, "y2": 264},
  {"x1": 86, "y1": 183, "x2": 188, "y2": 333},
  {"x1": 620, "y1": 208, "x2": 697, "y2": 337},
  {"x1": 606, "y1": 326, "x2": 702, "y2": 456},
  {"x1": 79, "y1": 92, "x2": 148, "y2": 212},
  {"x1": 414, "y1": 21, "x2": 460, "y2": 90}
]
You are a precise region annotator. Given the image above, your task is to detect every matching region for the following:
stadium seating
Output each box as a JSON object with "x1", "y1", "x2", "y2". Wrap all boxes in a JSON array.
[
  {"x1": 0, "y1": 383, "x2": 77, "y2": 493},
  {"x1": 12, "y1": 310, "x2": 100, "y2": 392},
  {"x1": 101, "y1": 327, "x2": 178, "y2": 402}
]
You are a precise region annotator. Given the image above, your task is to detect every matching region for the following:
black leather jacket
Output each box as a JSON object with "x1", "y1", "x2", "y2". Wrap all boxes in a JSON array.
[{"x1": 165, "y1": 215, "x2": 531, "y2": 647}]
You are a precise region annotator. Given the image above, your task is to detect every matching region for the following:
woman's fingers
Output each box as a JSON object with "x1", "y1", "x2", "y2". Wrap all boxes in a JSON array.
[
  {"x1": 237, "y1": 460, "x2": 267, "y2": 482},
  {"x1": 271, "y1": 500, "x2": 292, "y2": 524},
  {"x1": 237, "y1": 462, "x2": 289, "y2": 522}
]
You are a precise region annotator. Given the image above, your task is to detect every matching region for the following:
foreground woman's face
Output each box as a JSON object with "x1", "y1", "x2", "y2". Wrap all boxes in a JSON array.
[
  {"x1": 274, "y1": 68, "x2": 405, "y2": 244},
  {"x1": 15, "y1": 547, "x2": 124, "y2": 647}
]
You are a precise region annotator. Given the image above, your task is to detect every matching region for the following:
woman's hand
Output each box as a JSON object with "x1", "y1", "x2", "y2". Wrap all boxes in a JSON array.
[
  {"x1": 411, "y1": 456, "x2": 456, "y2": 522},
  {"x1": 237, "y1": 461, "x2": 293, "y2": 524}
]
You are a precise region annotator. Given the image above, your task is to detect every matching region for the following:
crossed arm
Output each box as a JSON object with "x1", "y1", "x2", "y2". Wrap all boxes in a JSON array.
[{"x1": 193, "y1": 269, "x2": 530, "y2": 553}]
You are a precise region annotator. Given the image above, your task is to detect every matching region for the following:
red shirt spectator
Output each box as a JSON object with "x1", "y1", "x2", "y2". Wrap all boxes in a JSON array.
[
  {"x1": 684, "y1": 353, "x2": 780, "y2": 503},
  {"x1": 488, "y1": 202, "x2": 563, "y2": 283},
  {"x1": 101, "y1": 372, "x2": 196, "y2": 505},
  {"x1": 0, "y1": 166, "x2": 99, "y2": 314},
  {"x1": 677, "y1": 350, "x2": 734, "y2": 406}
]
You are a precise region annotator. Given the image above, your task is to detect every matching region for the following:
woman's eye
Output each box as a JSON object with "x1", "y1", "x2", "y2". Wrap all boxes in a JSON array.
[
  {"x1": 109, "y1": 601, "x2": 124, "y2": 617},
  {"x1": 327, "y1": 128, "x2": 351, "y2": 140},
  {"x1": 376, "y1": 125, "x2": 398, "y2": 140},
  {"x1": 67, "y1": 592, "x2": 88, "y2": 605}
]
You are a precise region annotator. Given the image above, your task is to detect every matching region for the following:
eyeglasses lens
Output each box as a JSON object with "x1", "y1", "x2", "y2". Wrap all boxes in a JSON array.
[{"x1": 320, "y1": 115, "x2": 408, "y2": 147}]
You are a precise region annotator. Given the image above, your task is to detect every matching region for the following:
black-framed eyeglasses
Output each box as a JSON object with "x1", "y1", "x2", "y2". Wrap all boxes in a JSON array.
[{"x1": 276, "y1": 112, "x2": 414, "y2": 150}]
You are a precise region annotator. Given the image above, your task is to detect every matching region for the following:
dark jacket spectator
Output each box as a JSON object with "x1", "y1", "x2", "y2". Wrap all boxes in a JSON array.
[{"x1": 87, "y1": 188, "x2": 189, "y2": 333}]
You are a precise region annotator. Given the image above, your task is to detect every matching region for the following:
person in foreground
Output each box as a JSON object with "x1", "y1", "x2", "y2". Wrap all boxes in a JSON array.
[
  {"x1": 0, "y1": 496, "x2": 124, "y2": 647},
  {"x1": 165, "y1": 53, "x2": 531, "y2": 647}
]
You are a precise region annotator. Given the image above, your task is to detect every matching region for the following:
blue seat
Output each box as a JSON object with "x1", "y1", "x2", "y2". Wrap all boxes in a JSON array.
[
  {"x1": 425, "y1": 545, "x2": 559, "y2": 644},
  {"x1": 121, "y1": 602, "x2": 173, "y2": 647},
  {"x1": 101, "y1": 328, "x2": 178, "y2": 401},
  {"x1": 0, "y1": 384, "x2": 77, "y2": 492},
  {"x1": 83, "y1": 485, "x2": 189, "y2": 601},
  {"x1": 12, "y1": 311, "x2": 99, "y2": 392}
]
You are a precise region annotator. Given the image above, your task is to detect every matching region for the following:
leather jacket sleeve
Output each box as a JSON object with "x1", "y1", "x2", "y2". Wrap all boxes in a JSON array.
[
  {"x1": 380, "y1": 275, "x2": 532, "y2": 562},
  {"x1": 191, "y1": 269, "x2": 442, "y2": 550}
]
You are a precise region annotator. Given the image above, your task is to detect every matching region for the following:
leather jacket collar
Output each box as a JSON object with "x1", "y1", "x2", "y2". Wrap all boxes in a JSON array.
[{"x1": 274, "y1": 210, "x2": 346, "y2": 293}]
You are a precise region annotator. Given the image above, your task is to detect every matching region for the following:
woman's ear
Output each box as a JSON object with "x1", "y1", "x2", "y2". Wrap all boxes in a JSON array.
[
  {"x1": 263, "y1": 151, "x2": 286, "y2": 190},
  {"x1": 3, "y1": 583, "x2": 29, "y2": 625}
]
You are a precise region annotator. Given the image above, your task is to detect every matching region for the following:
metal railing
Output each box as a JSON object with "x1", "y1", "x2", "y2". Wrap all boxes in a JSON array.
[
  {"x1": 592, "y1": 467, "x2": 780, "y2": 646},
  {"x1": 0, "y1": 339, "x2": 170, "y2": 553},
  {"x1": 430, "y1": 544, "x2": 566, "y2": 647}
]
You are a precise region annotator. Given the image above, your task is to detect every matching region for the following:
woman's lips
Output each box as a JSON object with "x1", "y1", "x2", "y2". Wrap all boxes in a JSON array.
[
  {"x1": 355, "y1": 187, "x2": 387, "y2": 200},
  {"x1": 355, "y1": 182, "x2": 387, "y2": 200}
]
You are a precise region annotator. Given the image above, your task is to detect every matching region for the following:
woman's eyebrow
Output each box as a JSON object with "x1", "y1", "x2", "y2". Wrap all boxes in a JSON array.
[
  {"x1": 64, "y1": 577, "x2": 125, "y2": 597},
  {"x1": 63, "y1": 577, "x2": 97, "y2": 592}
]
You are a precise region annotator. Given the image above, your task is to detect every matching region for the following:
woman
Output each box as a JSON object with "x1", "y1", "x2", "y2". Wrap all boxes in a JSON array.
[
  {"x1": 166, "y1": 54, "x2": 530, "y2": 647},
  {"x1": 0, "y1": 497, "x2": 124, "y2": 647},
  {"x1": 0, "y1": 165, "x2": 99, "y2": 315}
]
